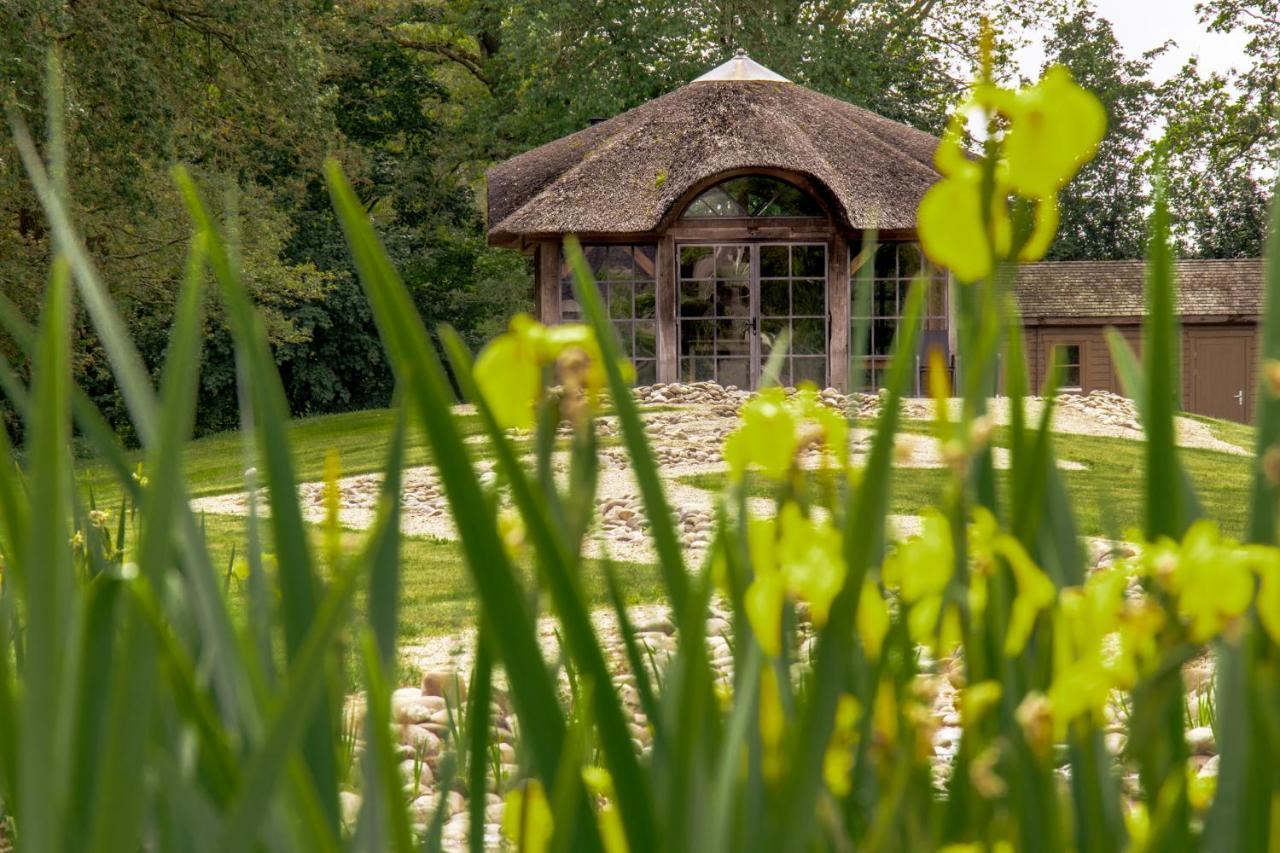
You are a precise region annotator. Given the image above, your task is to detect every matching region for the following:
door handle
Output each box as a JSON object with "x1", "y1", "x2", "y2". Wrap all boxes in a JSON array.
[{"x1": 1236, "y1": 390, "x2": 1245, "y2": 406}]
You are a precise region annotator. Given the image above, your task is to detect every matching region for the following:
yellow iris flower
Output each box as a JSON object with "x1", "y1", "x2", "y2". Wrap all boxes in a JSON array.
[{"x1": 918, "y1": 65, "x2": 1105, "y2": 282}]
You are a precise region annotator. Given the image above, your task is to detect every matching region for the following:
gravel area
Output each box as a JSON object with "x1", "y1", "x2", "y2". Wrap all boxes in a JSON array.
[{"x1": 189, "y1": 382, "x2": 1243, "y2": 848}]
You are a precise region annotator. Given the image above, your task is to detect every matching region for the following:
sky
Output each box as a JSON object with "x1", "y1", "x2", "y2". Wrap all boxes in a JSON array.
[{"x1": 1016, "y1": 0, "x2": 1252, "y2": 82}]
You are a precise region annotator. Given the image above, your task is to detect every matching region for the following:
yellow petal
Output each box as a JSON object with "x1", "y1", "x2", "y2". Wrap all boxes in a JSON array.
[
  {"x1": 746, "y1": 570, "x2": 786, "y2": 658},
  {"x1": 918, "y1": 167, "x2": 1011, "y2": 284},
  {"x1": 475, "y1": 332, "x2": 542, "y2": 430},
  {"x1": 856, "y1": 578, "x2": 891, "y2": 661},
  {"x1": 502, "y1": 780, "x2": 553, "y2": 853},
  {"x1": 1019, "y1": 194, "x2": 1059, "y2": 262},
  {"x1": 1003, "y1": 65, "x2": 1106, "y2": 199}
]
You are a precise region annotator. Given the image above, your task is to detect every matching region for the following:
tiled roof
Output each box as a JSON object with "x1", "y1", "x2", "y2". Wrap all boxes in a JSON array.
[{"x1": 1016, "y1": 259, "x2": 1264, "y2": 320}]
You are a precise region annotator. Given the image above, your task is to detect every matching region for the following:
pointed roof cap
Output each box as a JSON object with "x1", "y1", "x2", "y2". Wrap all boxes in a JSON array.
[{"x1": 693, "y1": 49, "x2": 791, "y2": 83}]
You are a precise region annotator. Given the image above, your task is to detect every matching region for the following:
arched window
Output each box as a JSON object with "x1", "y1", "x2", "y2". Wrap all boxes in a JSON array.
[{"x1": 680, "y1": 175, "x2": 822, "y2": 219}]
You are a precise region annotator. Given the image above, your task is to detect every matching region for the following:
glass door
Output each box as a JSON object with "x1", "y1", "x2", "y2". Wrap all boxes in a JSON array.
[
  {"x1": 677, "y1": 244, "x2": 755, "y2": 387},
  {"x1": 677, "y1": 242, "x2": 828, "y2": 389}
]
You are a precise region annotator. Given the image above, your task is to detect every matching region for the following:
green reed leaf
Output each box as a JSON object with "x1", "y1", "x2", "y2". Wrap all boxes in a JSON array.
[
  {"x1": 1142, "y1": 177, "x2": 1184, "y2": 540},
  {"x1": 438, "y1": 324, "x2": 658, "y2": 848},
  {"x1": 19, "y1": 255, "x2": 74, "y2": 853},
  {"x1": 324, "y1": 163, "x2": 589, "y2": 842},
  {"x1": 177, "y1": 170, "x2": 340, "y2": 832},
  {"x1": 564, "y1": 236, "x2": 692, "y2": 627},
  {"x1": 777, "y1": 278, "x2": 926, "y2": 853},
  {"x1": 359, "y1": 632, "x2": 417, "y2": 853}
]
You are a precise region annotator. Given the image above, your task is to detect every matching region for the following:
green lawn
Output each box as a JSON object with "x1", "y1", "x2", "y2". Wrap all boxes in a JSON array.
[
  {"x1": 72, "y1": 405, "x2": 664, "y2": 669},
  {"x1": 197, "y1": 513, "x2": 665, "y2": 678},
  {"x1": 80, "y1": 407, "x2": 479, "y2": 505},
  {"x1": 681, "y1": 424, "x2": 1256, "y2": 540}
]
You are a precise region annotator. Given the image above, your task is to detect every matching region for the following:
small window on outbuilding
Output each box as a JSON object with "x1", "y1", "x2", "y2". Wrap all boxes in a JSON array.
[
  {"x1": 681, "y1": 176, "x2": 822, "y2": 218},
  {"x1": 1053, "y1": 343, "x2": 1083, "y2": 390}
]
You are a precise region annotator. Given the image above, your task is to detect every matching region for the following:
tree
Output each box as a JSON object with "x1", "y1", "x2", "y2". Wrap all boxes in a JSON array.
[
  {"x1": 1158, "y1": 1, "x2": 1277, "y2": 257},
  {"x1": 1041, "y1": 4, "x2": 1156, "y2": 260},
  {"x1": 0, "y1": 0, "x2": 337, "y2": 433}
]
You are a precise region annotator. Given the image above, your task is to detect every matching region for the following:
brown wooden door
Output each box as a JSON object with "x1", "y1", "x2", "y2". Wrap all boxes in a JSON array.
[{"x1": 1190, "y1": 332, "x2": 1250, "y2": 422}]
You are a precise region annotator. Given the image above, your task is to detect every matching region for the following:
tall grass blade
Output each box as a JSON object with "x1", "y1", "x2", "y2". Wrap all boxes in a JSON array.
[
  {"x1": 218, "y1": 558, "x2": 363, "y2": 850},
  {"x1": 1142, "y1": 178, "x2": 1183, "y2": 540},
  {"x1": 1207, "y1": 174, "x2": 1280, "y2": 852},
  {"x1": 18, "y1": 255, "x2": 74, "y2": 852},
  {"x1": 177, "y1": 170, "x2": 340, "y2": 832},
  {"x1": 87, "y1": 236, "x2": 207, "y2": 853},
  {"x1": 324, "y1": 163, "x2": 589, "y2": 838},
  {"x1": 438, "y1": 322, "x2": 657, "y2": 848},
  {"x1": 359, "y1": 632, "x2": 417, "y2": 853},
  {"x1": 777, "y1": 280, "x2": 926, "y2": 853},
  {"x1": 368, "y1": 405, "x2": 407, "y2": 666},
  {"x1": 564, "y1": 236, "x2": 692, "y2": 627}
]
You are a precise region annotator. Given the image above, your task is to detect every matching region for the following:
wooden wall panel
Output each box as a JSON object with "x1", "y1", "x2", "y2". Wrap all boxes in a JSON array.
[{"x1": 536, "y1": 240, "x2": 561, "y2": 325}]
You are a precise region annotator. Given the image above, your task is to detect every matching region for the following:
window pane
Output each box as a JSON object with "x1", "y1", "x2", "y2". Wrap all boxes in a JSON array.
[
  {"x1": 716, "y1": 319, "x2": 752, "y2": 354},
  {"x1": 714, "y1": 245, "x2": 750, "y2": 279},
  {"x1": 633, "y1": 244, "x2": 657, "y2": 278},
  {"x1": 792, "y1": 319, "x2": 824, "y2": 354},
  {"x1": 760, "y1": 245, "x2": 789, "y2": 277},
  {"x1": 793, "y1": 357, "x2": 826, "y2": 388},
  {"x1": 874, "y1": 281, "x2": 896, "y2": 317},
  {"x1": 602, "y1": 246, "x2": 634, "y2": 280},
  {"x1": 872, "y1": 319, "x2": 896, "y2": 355},
  {"x1": 681, "y1": 320, "x2": 715, "y2": 354},
  {"x1": 718, "y1": 358, "x2": 751, "y2": 388},
  {"x1": 1063, "y1": 365, "x2": 1082, "y2": 387},
  {"x1": 760, "y1": 319, "x2": 788, "y2": 355},
  {"x1": 875, "y1": 243, "x2": 897, "y2": 278},
  {"x1": 717, "y1": 282, "x2": 751, "y2": 317},
  {"x1": 608, "y1": 283, "x2": 632, "y2": 320},
  {"x1": 760, "y1": 281, "x2": 789, "y2": 317},
  {"x1": 634, "y1": 321, "x2": 656, "y2": 358},
  {"x1": 680, "y1": 282, "x2": 713, "y2": 317},
  {"x1": 792, "y1": 280, "x2": 825, "y2": 316},
  {"x1": 634, "y1": 360, "x2": 657, "y2": 385},
  {"x1": 634, "y1": 281, "x2": 656, "y2": 318},
  {"x1": 792, "y1": 245, "x2": 826, "y2": 277},
  {"x1": 680, "y1": 245, "x2": 713, "y2": 279},
  {"x1": 681, "y1": 176, "x2": 821, "y2": 218},
  {"x1": 614, "y1": 322, "x2": 633, "y2": 356},
  {"x1": 560, "y1": 281, "x2": 582, "y2": 321},
  {"x1": 1062, "y1": 344, "x2": 1081, "y2": 366},
  {"x1": 897, "y1": 243, "x2": 923, "y2": 278}
]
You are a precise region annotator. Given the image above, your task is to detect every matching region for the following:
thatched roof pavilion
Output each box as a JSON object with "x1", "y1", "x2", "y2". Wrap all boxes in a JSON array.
[{"x1": 486, "y1": 51, "x2": 949, "y2": 390}]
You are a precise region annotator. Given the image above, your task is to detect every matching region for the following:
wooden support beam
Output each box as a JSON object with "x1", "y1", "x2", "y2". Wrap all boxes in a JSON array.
[
  {"x1": 657, "y1": 235, "x2": 678, "y2": 383},
  {"x1": 827, "y1": 234, "x2": 850, "y2": 391},
  {"x1": 536, "y1": 239, "x2": 561, "y2": 324}
]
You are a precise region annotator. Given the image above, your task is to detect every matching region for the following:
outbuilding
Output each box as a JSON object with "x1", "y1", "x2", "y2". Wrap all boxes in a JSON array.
[{"x1": 1017, "y1": 259, "x2": 1263, "y2": 423}]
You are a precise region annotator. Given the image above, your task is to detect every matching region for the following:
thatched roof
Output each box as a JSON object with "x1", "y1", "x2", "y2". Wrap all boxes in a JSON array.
[
  {"x1": 1017, "y1": 259, "x2": 1265, "y2": 322},
  {"x1": 486, "y1": 55, "x2": 943, "y2": 244}
]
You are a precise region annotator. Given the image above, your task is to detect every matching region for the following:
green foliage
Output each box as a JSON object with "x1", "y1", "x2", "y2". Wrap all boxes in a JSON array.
[
  {"x1": 1158, "y1": 0, "x2": 1278, "y2": 258},
  {"x1": 1041, "y1": 7, "x2": 1155, "y2": 261},
  {"x1": 8, "y1": 45, "x2": 1280, "y2": 852}
]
